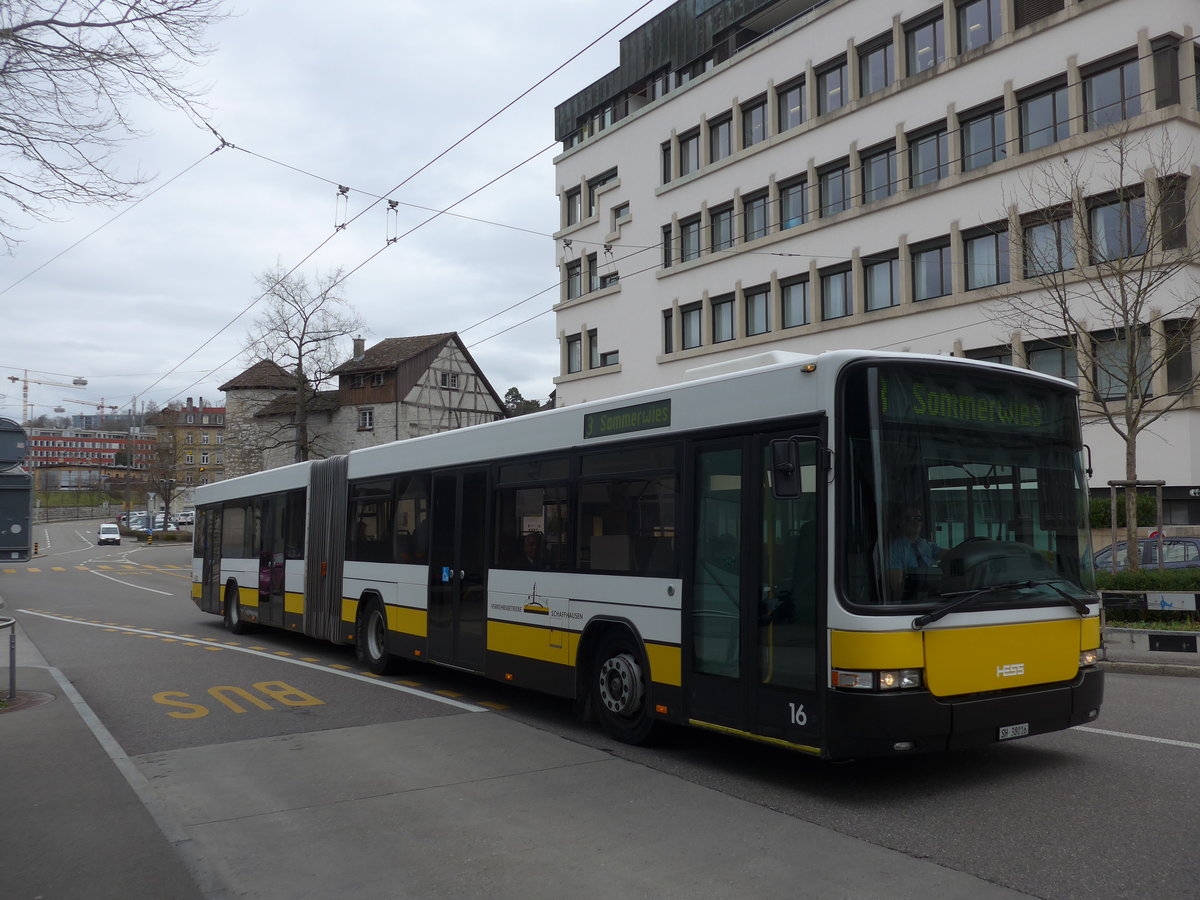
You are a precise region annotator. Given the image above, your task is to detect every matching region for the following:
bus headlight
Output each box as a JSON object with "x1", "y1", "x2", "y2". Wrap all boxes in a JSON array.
[
  {"x1": 831, "y1": 669, "x2": 923, "y2": 690},
  {"x1": 1080, "y1": 649, "x2": 1100, "y2": 667},
  {"x1": 879, "y1": 669, "x2": 923, "y2": 690}
]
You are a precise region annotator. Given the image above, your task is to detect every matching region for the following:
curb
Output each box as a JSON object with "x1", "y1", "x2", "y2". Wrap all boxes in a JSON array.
[{"x1": 1099, "y1": 660, "x2": 1200, "y2": 678}]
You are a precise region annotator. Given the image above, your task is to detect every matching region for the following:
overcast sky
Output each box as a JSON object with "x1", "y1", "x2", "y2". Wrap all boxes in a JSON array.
[{"x1": 0, "y1": 0, "x2": 666, "y2": 424}]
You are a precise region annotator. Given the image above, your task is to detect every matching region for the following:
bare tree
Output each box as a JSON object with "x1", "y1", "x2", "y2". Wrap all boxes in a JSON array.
[
  {"x1": 0, "y1": 0, "x2": 228, "y2": 250},
  {"x1": 243, "y1": 265, "x2": 365, "y2": 463},
  {"x1": 988, "y1": 128, "x2": 1200, "y2": 566}
]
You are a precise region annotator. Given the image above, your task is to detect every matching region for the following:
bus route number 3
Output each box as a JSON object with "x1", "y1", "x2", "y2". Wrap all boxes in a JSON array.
[{"x1": 788, "y1": 702, "x2": 807, "y2": 727}]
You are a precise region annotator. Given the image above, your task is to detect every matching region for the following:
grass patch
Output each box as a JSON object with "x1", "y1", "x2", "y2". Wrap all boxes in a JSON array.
[
  {"x1": 1096, "y1": 569, "x2": 1200, "y2": 592},
  {"x1": 1104, "y1": 611, "x2": 1200, "y2": 630}
]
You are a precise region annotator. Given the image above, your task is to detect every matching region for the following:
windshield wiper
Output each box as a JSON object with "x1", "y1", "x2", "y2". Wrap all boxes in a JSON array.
[{"x1": 911, "y1": 580, "x2": 1092, "y2": 630}]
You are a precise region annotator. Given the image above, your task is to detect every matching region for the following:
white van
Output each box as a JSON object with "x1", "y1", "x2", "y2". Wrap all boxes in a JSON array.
[{"x1": 98, "y1": 523, "x2": 121, "y2": 546}]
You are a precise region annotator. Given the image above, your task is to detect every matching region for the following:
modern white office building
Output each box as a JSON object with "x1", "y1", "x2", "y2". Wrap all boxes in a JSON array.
[{"x1": 551, "y1": 0, "x2": 1200, "y2": 523}]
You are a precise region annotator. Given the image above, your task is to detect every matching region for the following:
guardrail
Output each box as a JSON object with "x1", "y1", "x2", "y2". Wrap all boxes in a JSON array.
[{"x1": 0, "y1": 617, "x2": 15, "y2": 700}]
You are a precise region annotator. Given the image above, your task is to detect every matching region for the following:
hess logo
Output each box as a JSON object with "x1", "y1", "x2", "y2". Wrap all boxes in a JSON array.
[{"x1": 996, "y1": 663, "x2": 1026, "y2": 678}]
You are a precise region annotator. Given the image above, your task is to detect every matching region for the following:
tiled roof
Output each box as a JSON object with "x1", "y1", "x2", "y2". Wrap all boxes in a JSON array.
[
  {"x1": 219, "y1": 359, "x2": 297, "y2": 391},
  {"x1": 330, "y1": 334, "x2": 454, "y2": 374}
]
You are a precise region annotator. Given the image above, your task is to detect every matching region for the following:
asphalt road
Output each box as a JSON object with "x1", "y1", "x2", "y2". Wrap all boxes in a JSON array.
[{"x1": 3, "y1": 519, "x2": 1199, "y2": 899}]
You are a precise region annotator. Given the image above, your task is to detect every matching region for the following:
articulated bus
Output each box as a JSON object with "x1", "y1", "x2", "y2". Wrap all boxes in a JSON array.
[{"x1": 191, "y1": 350, "x2": 1103, "y2": 759}]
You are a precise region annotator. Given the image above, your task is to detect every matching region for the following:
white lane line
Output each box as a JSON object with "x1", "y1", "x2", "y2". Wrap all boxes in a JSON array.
[
  {"x1": 18, "y1": 609, "x2": 486, "y2": 713},
  {"x1": 89, "y1": 568, "x2": 175, "y2": 596},
  {"x1": 1073, "y1": 725, "x2": 1200, "y2": 751}
]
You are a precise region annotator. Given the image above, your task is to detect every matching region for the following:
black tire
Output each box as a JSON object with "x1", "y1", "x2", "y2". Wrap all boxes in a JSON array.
[
  {"x1": 593, "y1": 630, "x2": 656, "y2": 744},
  {"x1": 356, "y1": 599, "x2": 398, "y2": 675},
  {"x1": 223, "y1": 584, "x2": 253, "y2": 635}
]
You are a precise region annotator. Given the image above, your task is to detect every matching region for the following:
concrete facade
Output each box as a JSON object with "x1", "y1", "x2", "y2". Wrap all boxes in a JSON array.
[{"x1": 551, "y1": 0, "x2": 1200, "y2": 521}]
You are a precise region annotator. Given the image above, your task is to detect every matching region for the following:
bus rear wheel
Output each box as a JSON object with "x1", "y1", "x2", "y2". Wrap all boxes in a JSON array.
[
  {"x1": 356, "y1": 600, "x2": 398, "y2": 675},
  {"x1": 593, "y1": 632, "x2": 655, "y2": 744},
  {"x1": 224, "y1": 585, "x2": 252, "y2": 635}
]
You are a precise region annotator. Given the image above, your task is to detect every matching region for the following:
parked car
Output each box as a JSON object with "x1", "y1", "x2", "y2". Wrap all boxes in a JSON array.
[
  {"x1": 176, "y1": 510, "x2": 194, "y2": 526},
  {"x1": 1094, "y1": 537, "x2": 1200, "y2": 571},
  {"x1": 97, "y1": 523, "x2": 121, "y2": 546}
]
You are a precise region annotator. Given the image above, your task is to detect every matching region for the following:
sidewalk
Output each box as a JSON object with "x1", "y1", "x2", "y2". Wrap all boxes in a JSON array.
[
  {"x1": 1100, "y1": 625, "x2": 1200, "y2": 677},
  {"x1": 0, "y1": 614, "x2": 211, "y2": 899}
]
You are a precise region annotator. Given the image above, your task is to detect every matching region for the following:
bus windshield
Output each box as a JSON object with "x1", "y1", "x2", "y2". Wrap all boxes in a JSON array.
[{"x1": 841, "y1": 363, "x2": 1095, "y2": 610}]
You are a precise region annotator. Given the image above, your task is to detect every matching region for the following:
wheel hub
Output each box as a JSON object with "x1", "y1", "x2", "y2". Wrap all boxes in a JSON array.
[{"x1": 598, "y1": 652, "x2": 644, "y2": 716}]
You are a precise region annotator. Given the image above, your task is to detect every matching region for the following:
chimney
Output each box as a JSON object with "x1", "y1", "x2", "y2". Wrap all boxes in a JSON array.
[
  {"x1": 353, "y1": 335, "x2": 365, "y2": 358},
  {"x1": 186, "y1": 397, "x2": 193, "y2": 409}
]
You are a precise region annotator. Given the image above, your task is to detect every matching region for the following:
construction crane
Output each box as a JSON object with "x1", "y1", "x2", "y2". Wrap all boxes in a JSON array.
[
  {"x1": 59, "y1": 397, "x2": 120, "y2": 427},
  {"x1": 5, "y1": 370, "x2": 87, "y2": 424}
]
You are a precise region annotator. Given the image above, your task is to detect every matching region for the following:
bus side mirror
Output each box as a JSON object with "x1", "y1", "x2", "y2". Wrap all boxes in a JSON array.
[{"x1": 770, "y1": 437, "x2": 828, "y2": 499}]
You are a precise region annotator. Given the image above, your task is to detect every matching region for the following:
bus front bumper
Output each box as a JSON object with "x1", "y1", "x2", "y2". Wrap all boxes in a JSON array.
[{"x1": 823, "y1": 666, "x2": 1104, "y2": 759}]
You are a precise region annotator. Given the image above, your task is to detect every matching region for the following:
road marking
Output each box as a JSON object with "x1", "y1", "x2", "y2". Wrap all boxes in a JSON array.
[
  {"x1": 1073, "y1": 725, "x2": 1200, "y2": 751},
  {"x1": 89, "y1": 569, "x2": 174, "y2": 596},
  {"x1": 18, "y1": 609, "x2": 486, "y2": 712}
]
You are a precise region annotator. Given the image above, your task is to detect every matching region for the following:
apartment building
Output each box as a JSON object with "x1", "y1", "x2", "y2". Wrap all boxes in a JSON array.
[{"x1": 552, "y1": 0, "x2": 1200, "y2": 522}]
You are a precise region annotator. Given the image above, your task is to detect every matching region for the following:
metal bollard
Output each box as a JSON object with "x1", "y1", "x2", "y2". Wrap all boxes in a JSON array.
[{"x1": 0, "y1": 618, "x2": 15, "y2": 700}]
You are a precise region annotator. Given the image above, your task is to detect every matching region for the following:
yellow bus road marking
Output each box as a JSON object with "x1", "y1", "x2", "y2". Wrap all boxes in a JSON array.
[
  {"x1": 26, "y1": 568, "x2": 40, "y2": 573},
  {"x1": 479, "y1": 701, "x2": 510, "y2": 710},
  {"x1": 436, "y1": 690, "x2": 465, "y2": 699},
  {"x1": 51, "y1": 567, "x2": 66, "y2": 572},
  {"x1": 329, "y1": 664, "x2": 352, "y2": 671},
  {"x1": 3, "y1": 569, "x2": 15, "y2": 574},
  {"x1": 397, "y1": 680, "x2": 421, "y2": 687},
  {"x1": 96, "y1": 566, "x2": 113, "y2": 570},
  {"x1": 17, "y1": 609, "x2": 486, "y2": 712}
]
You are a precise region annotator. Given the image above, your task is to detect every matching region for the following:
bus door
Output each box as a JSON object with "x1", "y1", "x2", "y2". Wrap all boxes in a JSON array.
[
  {"x1": 198, "y1": 507, "x2": 223, "y2": 614},
  {"x1": 687, "y1": 434, "x2": 823, "y2": 748},
  {"x1": 256, "y1": 495, "x2": 287, "y2": 628},
  {"x1": 427, "y1": 468, "x2": 489, "y2": 671}
]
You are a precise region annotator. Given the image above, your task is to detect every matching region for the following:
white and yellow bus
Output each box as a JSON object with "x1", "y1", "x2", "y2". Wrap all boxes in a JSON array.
[{"x1": 192, "y1": 350, "x2": 1103, "y2": 758}]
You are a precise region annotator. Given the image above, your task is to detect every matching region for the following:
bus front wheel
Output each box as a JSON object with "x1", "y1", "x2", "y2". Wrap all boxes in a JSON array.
[
  {"x1": 593, "y1": 631, "x2": 655, "y2": 744},
  {"x1": 356, "y1": 600, "x2": 398, "y2": 675},
  {"x1": 224, "y1": 586, "x2": 252, "y2": 635}
]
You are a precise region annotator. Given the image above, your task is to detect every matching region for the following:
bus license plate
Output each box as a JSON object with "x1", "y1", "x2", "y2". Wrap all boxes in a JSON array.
[{"x1": 999, "y1": 723, "x2": 1030, "y2": 740}]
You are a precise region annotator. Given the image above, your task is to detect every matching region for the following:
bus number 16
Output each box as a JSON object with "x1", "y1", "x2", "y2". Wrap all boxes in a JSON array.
[{"x1": 788, "y1": 702, "x2": 807, "y2": 727}]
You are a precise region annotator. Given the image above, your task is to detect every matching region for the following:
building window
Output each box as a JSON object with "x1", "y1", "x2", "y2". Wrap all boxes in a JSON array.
[
  {"x1": 741, "y1": 98, "x2": 767, "y2": 148},
  {"x1": 963, "y1": 224, "x2": 1010, "y2": 289},
  {"x1": 1084, "y1": 59, "x2": 1141, "y2": 130},
  {"x1": 185, "y1": 453, "x2": 194, "y2": 465},
  {"x1": 661, "y1": 142, "x2": 672, "y2": 184},
  {"x1": 864, "y1": 255, "x2": 900, "y2": 310},
  {"x1": 588, "y1": 329, "x2": 600, "y2": 369},
  {"x1": 351, "y1": 374, "x2": 365, "y2": 388},
  {"x1": 782, "y1": 278, "x2": 810, "y2": 328},
  {"x1": 358, "y1": 409, "x2": 374, "y2": 431},
  {"x1": 819, "y1": 163, "x2": 850, "y2": 216},
  {"x1": 743, "y1": 191, "x2": 769, "y2": 242},
  {"x1": 587, "y1": 253, "x2": 600, "y2": 292},
  {"x1": 958, "y1": 0, "x2": 1001, "y2": 52},
  {"x1": 780, "y1": 179, "x2": 808, "y2": 229},
  {"x1": 679, "y1": 130, "x2": 701, "y2": 176},
  {"x1": 859, "y1": 39, "x2": 894, "y2": 95},
  {"x1": 820, "y1": 268, "x2": 852, "y2": 320},
  {"x1": 680, "y1": 217, "x2": 702, "y2": 262},
  {"x1": 1014, "y1": 0, "x2": 1064, "y2": 28},
  {"x1": 566, "y1": 334, "x2": 582, "y2": 373},
  {"x1": 961, "y1": 105, "x2": 1006, "y2": 170},
  {"x1": 912, "y1": 240, "x2": 953, "y2": 300},
  {"x1": 909, "y1": 127, "x2": 949, "y2": 187},
  {"x1": 861, "y1": 145, "x2": 897, "y2": 203},
  {"x1": 1089, "y1": 192, "x2": 1148, "y2": 262},
  {"x1": 817, "y1": 58, "x2": 848, "y2": 114},
  {"x1": 710, "y1": 205, "x2": 734, "y2": 252},
  {"x1": 1026, "y1": 340, "x2": 1077, "y2": 383},
  {"x1": 662, "y1": 310, "x2": 673, "y2": 353},
  {"x1": 565, "y1": 259, "x2": 582, "y2": 298},
  {"x1": 777, "y1": 79, "x2": 806, "y2": 132},
  {"x1": 1094, "y1": 330, "x2": 1152, "y2": 400},
  {"x1": 200, "y1": 452, "x2": 210, "y2": 465},
  {"x1": 906, "y1": 13, "x2": 945, "y2": 75},
  {"x1": 712, "y1": 295, "x2": 735, "y2": 343},
  {"x1": 662, "y1": 224, "x2": 673, "y2": 268},
  {"x1": 371, "y1": 372, "x2": 384, "y2": 386},
  {"x1": 745, "y1": 286, "x2": 770, "y2": 336},
  {"x1": 1166, "y1": 321, "x2": 1193, "y2": 393},
  {"x1": 681, "y1": 303, "x2": 703, "y2": 349},
  {"x1": 1023, "y1": 212, "x2": 1076, "y2": 276},
  {"x1": 440, "y1": 372, "x2": 459, "y2": 390},
  {"x1": 565, "y1": 187, "x2": 581, "y2": 226},
  {"x1": 709, "y1": 115, "x2": 732, "y2": 163},
  {"x1": 1019, "y1": 83, "x2": 1069, "y2": 151},
  {"x1": 587, "y1": 169, "x2": 616, "y2": 217},
  {"x1": 201, "y1": 433, "x2": 210, "y2": 445},
  {"x1": 966, "y1": 345, "x2": 1013, "y2": 367}
]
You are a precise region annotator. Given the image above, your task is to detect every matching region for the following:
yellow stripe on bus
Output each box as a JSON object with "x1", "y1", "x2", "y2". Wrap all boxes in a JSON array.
[
  {"x1": 831, "y1": 630, "x2": 924, "y2": 669},
  {"x1": 388, "y1": 605, "x2": 427, "y2": 638},
  {"x1": 486, "y1": 621, "x2": 682, "y2": 687},
  {"x1": 284, "y1": 591, "x2": 304, "y2": 616}
]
